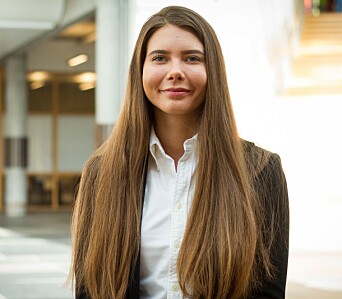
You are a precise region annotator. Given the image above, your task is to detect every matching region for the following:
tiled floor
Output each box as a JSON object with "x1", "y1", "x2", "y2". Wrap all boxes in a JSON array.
[
  {"x1": 0, "y1": 212, "x2": 342, "y2": 299},
  {"x1": 0, "y1": 213, "x2": 73, "y2": 299}
]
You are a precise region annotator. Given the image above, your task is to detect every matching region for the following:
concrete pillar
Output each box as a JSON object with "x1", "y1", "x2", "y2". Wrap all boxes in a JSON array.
[
  {"x1": 95, "y1": 0, "x2": 128, "y2": 146},
  {"x1": 4, "y1": 55, "x2": 28, "y2": 217}
]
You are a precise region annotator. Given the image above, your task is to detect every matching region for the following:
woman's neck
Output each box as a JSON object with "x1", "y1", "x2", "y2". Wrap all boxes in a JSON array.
[{"x1": 154, "y1": 113, "x2": 198, "y2": 170}]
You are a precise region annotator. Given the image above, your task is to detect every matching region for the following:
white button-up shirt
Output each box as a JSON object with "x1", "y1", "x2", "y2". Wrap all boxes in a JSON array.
[{"x1": 140, "y1": 129, "x2": 197, "y2": 299}]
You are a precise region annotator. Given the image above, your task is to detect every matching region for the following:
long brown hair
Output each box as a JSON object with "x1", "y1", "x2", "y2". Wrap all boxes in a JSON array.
[{"x1": 70, "y1": 6, "x2": 285, "y2": 298}]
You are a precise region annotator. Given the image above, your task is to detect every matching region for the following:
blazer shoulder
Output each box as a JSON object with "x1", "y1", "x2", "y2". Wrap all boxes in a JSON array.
[
  {"x1": 241, "y1": 139, "x2": 282, "y2": 177},
  {"x1": 242, "y1": 139, "x2": 278, "y2": 158}
]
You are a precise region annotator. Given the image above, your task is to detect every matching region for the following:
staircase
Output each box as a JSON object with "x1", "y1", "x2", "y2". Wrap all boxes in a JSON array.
[{"x1": 285, "y1": 13, "x2": 342, "y2": 96}]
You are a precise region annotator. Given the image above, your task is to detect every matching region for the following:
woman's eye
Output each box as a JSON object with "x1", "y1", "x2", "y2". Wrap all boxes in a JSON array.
[
  {"x1": 185, "y1": 56, "x2": 201, "y2": 62},
  {"x1": 152, "y1": 55, "x2": 166, "y2": 62}
]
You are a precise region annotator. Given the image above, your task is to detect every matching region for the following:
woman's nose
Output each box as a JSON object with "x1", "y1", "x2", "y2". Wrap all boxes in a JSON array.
[{"x1": 166, "y1": 61, "x2": 185, "y2": 81}]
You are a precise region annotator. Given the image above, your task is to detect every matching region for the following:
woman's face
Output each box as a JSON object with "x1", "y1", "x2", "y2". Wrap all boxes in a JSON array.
[{"x1": 142, "y1": 25, "x2": 207, "y2": 120}]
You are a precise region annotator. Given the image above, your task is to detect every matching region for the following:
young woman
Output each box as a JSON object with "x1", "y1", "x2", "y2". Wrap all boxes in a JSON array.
[{"x1": 70, "y1": 6, "x2": 289, "y2": 299}]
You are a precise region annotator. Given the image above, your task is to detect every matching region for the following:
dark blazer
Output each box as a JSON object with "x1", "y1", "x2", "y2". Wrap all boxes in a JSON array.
[{"x1": 77, "y1": 141, "x2": 289, "y2": 299}]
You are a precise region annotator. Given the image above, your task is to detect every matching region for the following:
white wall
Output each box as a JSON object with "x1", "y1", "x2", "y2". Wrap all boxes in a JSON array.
[
  {"x1": 57, "y1": 115, "x2": 95, "y2": 172},
  {"x1": 28, "y1": 116, "x2": 52, "y2": 172},
  {"x1": 28, "y1": 115, "x2": 95, "y2": 173}
]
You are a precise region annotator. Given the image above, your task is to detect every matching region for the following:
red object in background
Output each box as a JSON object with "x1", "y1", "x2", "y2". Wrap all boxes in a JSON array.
[
  {"x1": 304, "y1": 0, "x2": 312, "y2": 9},
  {"x1": 304, "y1": 0, "x2": 312, "y2": 14}
]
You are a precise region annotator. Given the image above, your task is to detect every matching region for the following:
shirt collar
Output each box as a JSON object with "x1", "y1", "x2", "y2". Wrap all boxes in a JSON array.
[{"x1": 149, "y1": 127, "x2": 198, "y2": 171}]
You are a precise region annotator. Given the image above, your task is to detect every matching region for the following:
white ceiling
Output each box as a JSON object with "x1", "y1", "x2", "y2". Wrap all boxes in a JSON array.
[
  {"x1": 0, "y1": 0, "x2": 96, "y2": 70},
  {"x1": 0, "y1": 0, "x2": 66, "y2": 60}
]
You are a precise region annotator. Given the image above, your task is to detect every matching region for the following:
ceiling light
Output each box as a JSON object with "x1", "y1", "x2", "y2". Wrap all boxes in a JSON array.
[
  {"x1": 73, "y1": 72, "x2": 96, "y2": 83},
  {"x1": 27, "y1": 71, "x2": 50, "y2": 82},
  {"x1": 68, "y1": 54, "x2": 89, "y2": 67},
  {"x1": 79, "y1": 82, "x2": 95, "y2": 91},
  {"x1": 30, "y1": 81, "x2": 45, "y2": 90},
  {"x1": 59, "y1": 22, "x2": 95, "y2": 38}
]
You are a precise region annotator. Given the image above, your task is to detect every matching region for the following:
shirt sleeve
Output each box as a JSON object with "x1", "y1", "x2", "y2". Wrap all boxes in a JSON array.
[{"x1": 250, "y1": 153, "x2": 290, "y2": 299}]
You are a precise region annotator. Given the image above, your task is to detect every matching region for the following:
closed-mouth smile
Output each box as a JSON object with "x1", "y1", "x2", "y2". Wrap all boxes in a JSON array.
[{"x1": 162, "y1": 88, "x2": 190, "y2": 97}]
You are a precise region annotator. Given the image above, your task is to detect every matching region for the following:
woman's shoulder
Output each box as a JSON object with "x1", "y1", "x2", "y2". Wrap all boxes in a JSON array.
[
  {"x1": 242, "y1": 139, "x2": 279, "y2": 159},
  {"x1": 241, "y1": 139, "x2": 282, "y2": 178},
  {"x1": 242, "y1": 140, "x2": 288, "y2": 215}
]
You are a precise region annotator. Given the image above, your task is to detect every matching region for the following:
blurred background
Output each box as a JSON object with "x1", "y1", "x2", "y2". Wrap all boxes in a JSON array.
[{"x1": 0, "y1": 0, "x2": 341, "y2": 298}]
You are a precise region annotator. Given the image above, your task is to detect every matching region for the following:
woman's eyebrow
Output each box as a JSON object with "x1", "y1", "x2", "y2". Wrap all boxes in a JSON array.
[
  {"x1": 147, "y1": 49, "x2": 204, "y2": 56},
  {"x1": 181, "y1": 50, "x2": 205, "y2": 55},
  {"x1": 147, "y1": 50, "x2": 170, "y2": 56}
]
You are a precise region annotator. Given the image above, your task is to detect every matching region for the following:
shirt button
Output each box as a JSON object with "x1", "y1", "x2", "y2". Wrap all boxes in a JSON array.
[
  {"x1": 176, "y1": 202, "x2": 182, "y2": 210},
  {"x1": 174, "y1": 240, "x2": 181, "y2": 249},
  {"x1": 172, "y1": 284, "x2": 180, "y2": 292}
]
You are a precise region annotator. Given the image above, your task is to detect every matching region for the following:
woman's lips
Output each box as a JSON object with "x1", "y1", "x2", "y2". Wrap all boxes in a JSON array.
[{"x1": 162, "y1": 88, "x2": 190, "y2": 97}]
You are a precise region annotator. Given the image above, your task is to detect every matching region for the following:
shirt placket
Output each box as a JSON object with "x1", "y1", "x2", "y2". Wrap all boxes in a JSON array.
[{"x1": 168, "y1": 150, "x2": 194, "y2": 299}]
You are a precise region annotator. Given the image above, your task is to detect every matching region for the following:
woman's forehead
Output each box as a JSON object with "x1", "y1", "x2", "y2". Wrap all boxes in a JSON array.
[{"x1": 146, "y1": 25, "x2": 203, "y2": 51}]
